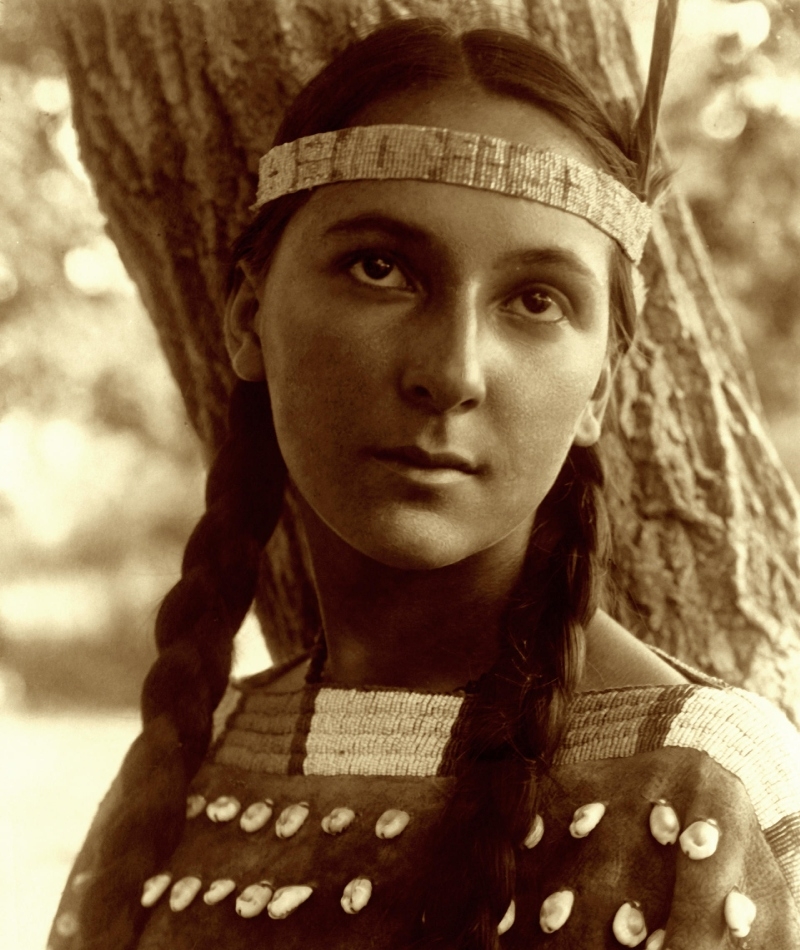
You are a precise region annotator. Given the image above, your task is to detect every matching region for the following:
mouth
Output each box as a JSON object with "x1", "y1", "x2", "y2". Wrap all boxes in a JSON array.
[{"x1": 373, "y1": 445, "x2": 480, "y2": 480}]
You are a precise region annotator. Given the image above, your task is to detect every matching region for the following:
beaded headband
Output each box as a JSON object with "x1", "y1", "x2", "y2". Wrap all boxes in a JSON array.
[{"x1": 254, "y1": 124, "x2": 652, "y2": 264}]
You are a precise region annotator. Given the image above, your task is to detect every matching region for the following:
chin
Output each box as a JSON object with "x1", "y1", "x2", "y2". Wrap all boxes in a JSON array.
[{"x1": 345, "y1": 512, "x2": 489, "y2": 571}]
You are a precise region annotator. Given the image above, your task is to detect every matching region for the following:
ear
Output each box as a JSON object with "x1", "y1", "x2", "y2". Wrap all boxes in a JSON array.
[
  {"x1": 224, "y1": 263, "x2": 266, "y2": 381},
  {"x1": 573, "y1": 359, "x2": 613, "y2": 447}
]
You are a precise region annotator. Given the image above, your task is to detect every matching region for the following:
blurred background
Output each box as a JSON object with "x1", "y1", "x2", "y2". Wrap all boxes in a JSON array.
[{"x1": 1, "y1": 0, "x2": 799, "y2": 946}]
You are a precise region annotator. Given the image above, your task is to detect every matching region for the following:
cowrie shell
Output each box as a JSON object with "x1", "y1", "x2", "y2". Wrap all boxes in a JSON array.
[
  {"x1": 170, "y1": 876, "x2": 202, "y2": 912},
  {"x1": 206, "y1": 795, "x2": 241, "y2": 823},
  {"x1": 55, "y1": 912, "x2": 78, "y2": 938},
  {"x1": 267, "y1": 884, "x2": 314, "y2": 919},
  {"x1": 236, "y1": 881, "x2": 274, "y2": 918},
  {"x1": 679, "y1": 819, "x2": 719, "y2": 860},
  {"x1": 204, "y1": 878, "x2": 236, "y2": 905},
  {"x1": 341, "y1": 877, "x2": 373, "y2": 914},
  {"x1": 523, "y1": 814, "x2": 544, "y2": 849},
  {"x1": 497, "y1": 899, "x2": 516, "y2": 935},
  {"x1": 71, "y1": 870, "x2": 92, "y2": 892},
  {"x1": 569, "y1": 802, "x2": 606, "y2": 838},
  {"x1": 649, "y1": 801, "x2": 680, "y2": 845},
  {"x1": 275, "y1": 802, "x2": 310, "y2": 838},
  {"x1": 186, "y1": 794, "x2": 207, "y2": 819},
  {"x1": 612, "y1": 901, "x2": 647, "y2": 946},
  {"x1": 724, "y1": 888, "x2": 756, "y2": 938},
  {"x1": 141, "y1": 873, "x2": 172, "y2": 907},
  {"x1": 539, "y1": 889, "x2": 574, "y2": 933},
  {"x1": 322, "y1": 806, "x2": 356, "y2": 835},
  {"x1": 644, "y1": 929, "x2": 666, "y2": 950},
  {"x1": 240, "y1": 799, "x2": 274, "y2": 832},
  {"x1": 375, "y1": 808, "x2": 410, "y2": 839}
]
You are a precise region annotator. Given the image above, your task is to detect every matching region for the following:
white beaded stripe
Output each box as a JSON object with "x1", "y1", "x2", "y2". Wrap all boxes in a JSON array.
[
  {"x1": 304, "y1": 688, "x2": 463, "y2": 777},
  {"x1": 254, "y1": 125, "x2": 651, "y2": 263},
  {"x1": 664, "y1": 687, "x2": 800, "y2": 899},
  {"x1": 664, "y1": 689, "x2": 800, "y2": 831}
]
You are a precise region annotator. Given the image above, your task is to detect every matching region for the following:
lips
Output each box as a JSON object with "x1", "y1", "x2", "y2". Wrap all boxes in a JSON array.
[{"x1": 374, "y1": 445, "x2": 479, "y2": 473}]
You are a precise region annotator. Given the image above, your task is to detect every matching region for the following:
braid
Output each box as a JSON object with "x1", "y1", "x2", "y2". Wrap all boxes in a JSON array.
[
  {"x1": 418, "y1": 443, "x2": 609, "y2": 949},
  {"x1": 77, "y1": 381, "x2": 285, "y2": 950}
]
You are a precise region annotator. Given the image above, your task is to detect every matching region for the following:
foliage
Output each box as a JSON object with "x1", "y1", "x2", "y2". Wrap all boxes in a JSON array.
[
  {"x1": 660, "y1": 0, "x2": 800, "y2": 437},
  {"x1": 0, "y1": 0, "x2": 205, "y2": 708}
]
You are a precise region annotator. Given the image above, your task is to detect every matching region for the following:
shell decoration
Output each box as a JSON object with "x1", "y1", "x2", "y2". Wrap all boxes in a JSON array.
[
  {"x1": 523, "y1": 814, "x2": 545, "y2": 849},
  {"x1": 649, "y1": 801, "x2": 680, "y2": 845},
  {"x1": 268, "y1": 884, "x2": 314, "y2": 919},
  {"x1": 724, "y1": 888, "x2": 757, "y2": 938},
  {"x1": 236, "y1": 881, "x2": 274, "y2": 918},
  {"x1": 375, "y1": 808, "x2": 410, "y2": 839},
  {"x1": 141, "y1": 873, "x2": 172, "y2": 908},
  {"x1": 203, "y1": 879, "x2": 236, "y2": 905},
  {"x1": 540, "y1": 889, "x2": 575, "y2": 933},
  {"x1": 185, "y1": 794, "x2": 207, "y2": 819},
  {"x1": 497, "y1": 899, "x2": 516, "y2": 935},
  {"x1": 240, "y1": 799, "x2": 274, "y2": 833},
  {"x1": 206, "y1": 795, "x2": 241, "y2": 823},
  {"x1": 322, "y1": 807, "x2": 357, "y2": 835},
  {"x1": 569, "y1": 802, "x2": 606, "y2": 838},
  {"x1": 275, "y1": 802, "x2": 310, "y2": 839},
  {"x1": 679, "y1": 818, "x2": 719, "y2": 860},
  {"x1": 644, "y1": 930, "x2": 666, "y2": 950},
  {"x1": 170, "y1": 876, "x2": 202, "y2": 912},
  {"x1": 612, "y1": 900, "x2": 647, "y2": 947},
  {"x1": 341, "y1": 877, "x2": 373, "y2": 914}
]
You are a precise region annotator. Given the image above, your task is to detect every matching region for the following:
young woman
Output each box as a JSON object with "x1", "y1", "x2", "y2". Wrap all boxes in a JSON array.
[{"x1": 49, "y1": 15, "x2": 800, "y2": 950}]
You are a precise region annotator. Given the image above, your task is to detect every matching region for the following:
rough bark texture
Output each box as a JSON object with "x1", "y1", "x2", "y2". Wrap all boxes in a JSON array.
[{"x1": 53, "y1": 0, "x2": 800, "y2": 719}]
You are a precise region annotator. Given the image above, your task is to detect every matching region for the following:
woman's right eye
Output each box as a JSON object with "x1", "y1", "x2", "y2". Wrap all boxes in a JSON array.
[{"x1": 347, "y1": 253, "x2": 411, "y2": 290}]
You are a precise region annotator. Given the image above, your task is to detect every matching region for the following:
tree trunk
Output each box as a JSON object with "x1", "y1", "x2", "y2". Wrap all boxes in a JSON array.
[{"x1": 52, "y1": 0, "x2": 800, "y2": 720}]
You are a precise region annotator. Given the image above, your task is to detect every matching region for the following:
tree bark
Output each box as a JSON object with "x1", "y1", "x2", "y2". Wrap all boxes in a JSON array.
[{"x1": 52, "y1": 0, "x2": 800, "y2": 720}]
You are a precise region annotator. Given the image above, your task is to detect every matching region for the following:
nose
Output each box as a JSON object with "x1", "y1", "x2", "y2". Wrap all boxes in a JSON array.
[{"x1": 399, "y1": 288, "x2": 488, "y2": 414}]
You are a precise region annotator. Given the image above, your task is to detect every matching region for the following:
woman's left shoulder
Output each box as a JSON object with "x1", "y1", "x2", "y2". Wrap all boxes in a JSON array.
[{"x1": 543, "y1": 681, "x2": 800, "y2": 946}]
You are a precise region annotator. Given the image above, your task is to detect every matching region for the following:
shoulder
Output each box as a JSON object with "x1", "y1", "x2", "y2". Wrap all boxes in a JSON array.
[
  {"x1": 565, "y1": 679, "x2": 800, "y2": 803},
  {"x1": 581, "y1": 610, "x2": 692, "y2": 689},
  {"x1": 561, "y1": 680, "x2": 800, "y2": 910},
  {"x1": 210, "y1": 653, "x2": 310, "y2": 745}
]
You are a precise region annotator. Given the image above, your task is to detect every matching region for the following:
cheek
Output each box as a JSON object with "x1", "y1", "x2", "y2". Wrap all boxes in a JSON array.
[
  {"x1": 496, "y1": 351, "x2": 602, "y2": 480},
  {"x1": 261, "y1": 314, "x2": 385, "y2": 463}
]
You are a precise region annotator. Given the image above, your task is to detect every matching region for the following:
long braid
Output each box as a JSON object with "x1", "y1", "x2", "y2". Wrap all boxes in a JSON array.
[
  {"x1": 418, "y1": 443, "x2": 609, "y2": 949},
  {"x1": 76, "y1": 381, "x2": 285, "y2": 950}
]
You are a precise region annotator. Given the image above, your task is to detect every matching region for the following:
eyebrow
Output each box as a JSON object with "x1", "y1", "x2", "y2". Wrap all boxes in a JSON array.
[
  {"x1": 504, "y1": 247, "x2": 602, "y2": 288},
  {"x1": 322, "y1": 212, "x2": 603, "y2": 288},
  {"x1": 322, "y1": 213, "x2": 432, "y2": 248}
]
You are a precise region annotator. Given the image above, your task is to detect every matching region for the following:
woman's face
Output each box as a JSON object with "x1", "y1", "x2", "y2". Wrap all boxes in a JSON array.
[{"x1": 234, "y1": 88, "x2": 614, "y2": 570}]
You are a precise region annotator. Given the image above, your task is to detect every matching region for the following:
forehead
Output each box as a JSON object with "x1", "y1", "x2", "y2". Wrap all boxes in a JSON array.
[{"x1": 352, "y1": 83, "x2": 599, "y2": 168}]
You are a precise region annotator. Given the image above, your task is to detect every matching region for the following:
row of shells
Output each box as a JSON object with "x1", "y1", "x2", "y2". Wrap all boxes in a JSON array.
[
  {"x1": 192, "y1": 792, "x2": 721, "y2": 859},
  {"x1": 141, "y1": 873, "x2": 372, "y2": 917},
  {"x1": 140, "y1": 792, "x2": 755, "y2": 944},
  {"x1": 187, "y1": 793, "x2": 409, "y2": 839}
]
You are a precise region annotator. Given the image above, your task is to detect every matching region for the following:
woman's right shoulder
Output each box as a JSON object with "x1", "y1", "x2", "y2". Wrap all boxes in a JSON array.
[{"x1": 210, "y1": 653, "x2": 311, "y2": 745}]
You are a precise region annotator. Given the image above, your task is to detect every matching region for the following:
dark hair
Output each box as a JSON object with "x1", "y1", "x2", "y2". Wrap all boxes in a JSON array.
[{"x1": 75, "y1": 18, "x2": 649, "y2": 950}]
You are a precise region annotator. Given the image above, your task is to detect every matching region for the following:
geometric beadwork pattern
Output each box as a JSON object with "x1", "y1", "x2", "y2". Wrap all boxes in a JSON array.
[
  {"x1": 304, "y1": 688, "x2": 464, "y2": 777},
  {"x1": 213, "y1": 673, "x2": 800, "y2": 906},
  {"x1": 254, "y1": 124, "x2": 652, "y2": 263}
]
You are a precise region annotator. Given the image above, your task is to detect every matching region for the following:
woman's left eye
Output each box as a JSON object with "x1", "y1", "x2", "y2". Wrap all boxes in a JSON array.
[
  {"x1": 505, "y1": 288, "x2": 567, "y2": 323},
  {"x1": 348, "y1": 253, "x2": 411, "y2": 290}
]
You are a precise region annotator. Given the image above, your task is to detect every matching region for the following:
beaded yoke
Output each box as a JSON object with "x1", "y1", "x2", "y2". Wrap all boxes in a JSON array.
[{"x1": 49, "y1": 653, "x2": 800, "y2": 949}]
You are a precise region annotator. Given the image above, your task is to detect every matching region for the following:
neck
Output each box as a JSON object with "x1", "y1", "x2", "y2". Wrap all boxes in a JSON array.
[{"x1": 298, "y1": 503, "x2": 531, "y2": 692}]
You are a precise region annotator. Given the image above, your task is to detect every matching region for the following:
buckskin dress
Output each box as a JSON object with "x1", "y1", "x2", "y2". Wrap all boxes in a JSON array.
[{"x1": 48, "y1": 650, "x2": 800, "y2": 949}]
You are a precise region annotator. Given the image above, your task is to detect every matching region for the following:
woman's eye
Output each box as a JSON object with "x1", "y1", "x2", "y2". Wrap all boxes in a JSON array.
[
  {"x1": 348, "y1": 253, "x2": 410, "y2": 290},
  {"x1": 506, "y1": 288, "x2": 567, "y2": 323}
]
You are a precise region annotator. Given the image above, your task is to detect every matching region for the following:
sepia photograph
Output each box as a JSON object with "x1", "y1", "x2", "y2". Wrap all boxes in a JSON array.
[{"x1": 1, "y1": 0, "x2": 799, "y2": 947}]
